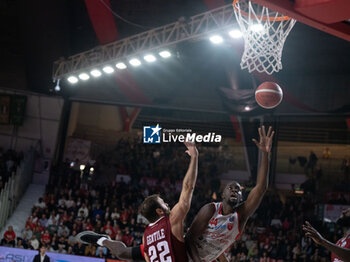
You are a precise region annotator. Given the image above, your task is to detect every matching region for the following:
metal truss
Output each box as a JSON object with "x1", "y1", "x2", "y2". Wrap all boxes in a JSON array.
[{"x1": 52, "y1": 4, "x2": 237, "y2": 80}]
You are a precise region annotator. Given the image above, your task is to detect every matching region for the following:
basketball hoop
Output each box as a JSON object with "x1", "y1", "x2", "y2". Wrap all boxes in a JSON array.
[{"x1": 233, "y1": 0, "x2": 296, "y2": 75}]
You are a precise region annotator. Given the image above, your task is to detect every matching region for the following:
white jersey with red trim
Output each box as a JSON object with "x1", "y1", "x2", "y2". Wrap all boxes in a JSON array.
[
  {"x1": 192, "y1": 202, "x2": 241, "y2": 262},
  {"x1": 332, "y1": 234, "x2": 350, "y2": 262}
]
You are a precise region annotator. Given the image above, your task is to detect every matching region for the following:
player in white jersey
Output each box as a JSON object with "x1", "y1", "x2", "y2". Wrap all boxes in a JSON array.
[{"x1": 186, "y1": 126, "x2": 274, "y2": 262}]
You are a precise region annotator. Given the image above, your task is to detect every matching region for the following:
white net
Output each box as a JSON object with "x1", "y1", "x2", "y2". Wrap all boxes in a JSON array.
[{"x1": 233, "y1": 0, "x2": 296, "y2": 75}]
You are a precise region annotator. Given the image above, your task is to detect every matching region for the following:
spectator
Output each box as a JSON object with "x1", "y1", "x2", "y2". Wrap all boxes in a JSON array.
[
  {"x1": 67, "y1": 246, "x2": 74, "y2": 255},
  {"x1": 57, "y1": 224, "x2": 70, "y2": 237},
  {"x1": 74, "y1": 242, "x2": 85, "y2": 255},
  {"x1": 111, "y1": 207, "x2": 120, "y2": 221},
  {"x1": 32, "y1": 245, "x2": 50, "y2": 262},
  {"x1": 40, "y1": 230, "x2": 51, "y2": 245},
  {"x1": 34, "y1": 198, "x2": 46, "y2": 209},
  {"x1": 85, "y1": 243, "x2": 96, "y2": 257},
  {"x1": 1, "y1": 226, "x2": 16, "y2": 247},
  {"x1": 270, "y1": 214, "x2": 282, "y2": 229},
  {"x1": 21, "y1": 225, "x2": 33, "y2": 242},
  {"x1": 16, "y1": 238, "x2": 25, "y2": 249},
  {"x1": 292, "y1": 242, "x2": 302, "y2": 260},
  {"x1": 96, "y1": 246, "x2": 107, "y2": 258},
  {"x1": 29, "y1": 235, "x2": 40, "y2": 250},
  {"x1": 57, "y1": 243, "x2": 67, "y2": 254},
  {"x1": 39, "y1": 214, "x2": 48, "y2": 228},
  {"x1": 307, "y1": 151, "x2": 318, "y2": 173},
  {"x1": 47, "y1": 218, "x2": 58, "y2": 235},
  {"x1": 78, "y1": 203, "x2": 89, "y2": 218},
  {"x1": 322, "y1": 147, "x2": 331, "y2": 159},
  {"x1": 341, "y1": 156, "x2": 350, "y2": 180},
  {"x1": 68, "y1": 230, "x2": 77, "y2": 246}
]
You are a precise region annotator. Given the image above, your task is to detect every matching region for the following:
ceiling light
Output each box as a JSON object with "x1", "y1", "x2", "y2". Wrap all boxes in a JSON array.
[
  {"x1": 54, "y1": 79, "x2": 61, "y2": 92},
  {"x1": 116, "y1": 62, "x2": 127, "y2": 69},
  {"x1": 67, "y1": 76, "x2": 78, "y2": 84},
  {"x1": 209, "y1": 35, "x2": 224, "y2": 44},
  {"x1": 159, "y1": 51, "x2": 171, "y2": 58},
  {"x1": 229, "y1": 29, "x2": 243, "y2": 39},
  {"x1": 129, "y1": 58, "x2": 141, "y2": 67},
  {"x1": 250, "y1": 24, "x2": 264, "y2": 32},
  {"x1": 103, "y1": 66, "x2": 115, "y2": 74},
  {"x1": 144, "y1": 54, "x2": 156, "y2": 63},
  {"x1": 90, "y1": 69, "x2": 102, "y2": 77},
  {"x1": 79, "y1": 73, "x2": 90, "y2": 80}
]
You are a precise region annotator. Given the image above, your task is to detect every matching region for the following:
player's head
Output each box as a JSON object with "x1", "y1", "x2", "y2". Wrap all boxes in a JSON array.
[
  {"x1": 337, "y1": 208, "x2": 350, "y2": 230},
  {"x1": 139, "y1": 194, "x2": 170, "y2": 223},
  {"x1": 222, "y1": 181, "x2": 243, "y2": 207}
]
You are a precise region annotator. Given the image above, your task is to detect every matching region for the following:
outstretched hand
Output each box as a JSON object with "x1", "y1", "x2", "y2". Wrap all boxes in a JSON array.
[
  {"x1": 252, "y1": 126, "x2": 274, "y2": 153},
  {"x1": 184, "y1": 141, "x2": 198, "y2": 157},
  {"x1": 302, "y1": 221, "x2": 325, "y2": 246}
]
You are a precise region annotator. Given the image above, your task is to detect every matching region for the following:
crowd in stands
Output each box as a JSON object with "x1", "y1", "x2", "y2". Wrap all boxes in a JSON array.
[
  {"x1": 0, "y1": 148, "x2": 23, "y2": 192},
  {"x1": 0, "y1": 138, "x2": 346, "y2": 261},
  {"x1": 227, "y1": 193, "x2": 335, "y2": 262}
]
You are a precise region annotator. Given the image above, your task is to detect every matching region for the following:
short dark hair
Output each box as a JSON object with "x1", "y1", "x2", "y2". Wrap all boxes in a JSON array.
[{"x1": 139, "y1": 194, "x2": 162, "y2": 223}]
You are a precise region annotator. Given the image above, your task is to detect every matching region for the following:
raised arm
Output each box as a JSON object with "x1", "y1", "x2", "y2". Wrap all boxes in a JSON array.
[
  {"x1": 239, "y1": 126, "x2": 274, "y2": 225},
  {"x1": 303, "y1": 221, "x2": 350, "y2": 261},
  {"x1": 170, "y1": 142, "x2": 199, "y2": 225},
  {"x1": 185, "y1": 203, "x2": 216, "y2": 262}
]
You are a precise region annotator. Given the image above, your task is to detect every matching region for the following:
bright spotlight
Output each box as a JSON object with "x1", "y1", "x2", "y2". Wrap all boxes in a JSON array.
[
  {"x1": 229, "y1": 29, "x2": 243, "y2": 39},
  {"x1": 244, "y1": 106, "x2": 251, "y2": 111},
  {"x1": 250, "y1": 24, "x2": 264, "y2": 32},
  {"x1": 103, "y1": 66, "x2": 115, "y2": 74},
  {"x1": 54, "y1": 79, "x2": 61, "y2": 92},
  {"x1": 67, "y1": 76, "x2": 78, "y2": 84},
  {"x1": 144, "y1": 54, "x2": 156, "y2": 63},
  {"x1": 209, "y1": 35, "x2": 224, "y2": 44},
  {"x1": 116, "y1": 62, "x2": 127, "y2": 70},
  {"x1": 90, "y1": 69, "x2": 102, "y2": 77},
  {"x1": 129, "y1": 58, "x2": 141, "y2": 67},
  {"x1": 79, "y1": 73, "x2": 90, "y2": 81},
  {"x1": 159, "y1": 51, "x2": 171, "y2": 58}
]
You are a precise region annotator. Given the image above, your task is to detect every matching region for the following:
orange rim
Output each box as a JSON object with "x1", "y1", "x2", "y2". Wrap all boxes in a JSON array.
[{"x1": 232, "y1": 0, "x2": 291, "y2": 22}]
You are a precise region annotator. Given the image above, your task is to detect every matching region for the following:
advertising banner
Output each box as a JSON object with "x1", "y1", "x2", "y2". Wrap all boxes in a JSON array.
[
  {"x1": 64, "y1": 137, "x2": 91, "y2": 163},
  {"x1": 0, "y1": 247, "x2": 105, "y2": 262}
]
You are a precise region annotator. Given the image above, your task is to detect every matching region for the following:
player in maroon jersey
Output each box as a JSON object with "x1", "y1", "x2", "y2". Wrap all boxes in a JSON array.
[
  {"x1": 303, "y1": 208, "x2": 350, "y2": 262},
  {"x1": 76, "y1": 141, "x2": 198, "y2": 262}
]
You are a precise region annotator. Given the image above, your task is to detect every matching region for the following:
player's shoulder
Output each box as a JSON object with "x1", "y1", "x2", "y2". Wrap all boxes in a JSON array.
[
  {"x1": 345, "y1": 234, "x2": 350, "y2": 247},
  {"x1": 203, "y1": 202, "x2": 218, "y2": 212},
  {"x1": 195, "y1": 202, "x2": 217, "y2": 219},
  {"x1": 146, "y1": 216, "x2": 167, "y2": 229}
]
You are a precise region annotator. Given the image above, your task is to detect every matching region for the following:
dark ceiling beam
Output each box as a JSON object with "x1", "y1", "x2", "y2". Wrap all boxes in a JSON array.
[{"x1": 251, "y1": 0, "x2": 350, "y2": 42}]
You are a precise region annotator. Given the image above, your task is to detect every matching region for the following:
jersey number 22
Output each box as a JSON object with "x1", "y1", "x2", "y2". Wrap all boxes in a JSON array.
[{"x1": 148, "y1": 240, "x2": 172, "y2": 262}]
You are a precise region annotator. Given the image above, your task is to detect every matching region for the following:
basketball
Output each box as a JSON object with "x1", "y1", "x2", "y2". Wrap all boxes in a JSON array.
[{"x1": 255, "y1": 82, "x2": 283, "y2": 109}]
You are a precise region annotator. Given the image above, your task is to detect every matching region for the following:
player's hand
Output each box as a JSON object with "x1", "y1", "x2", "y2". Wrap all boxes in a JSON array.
[
  {"x1": 302, "y1": 221, "x2": 325, "y2": 246},
  {"x1": 184, "y1": 141, "x2": 198, "y2": 157},
  {"x1": 252, "y1": 126, "x2": 274, "y2": 153}
]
